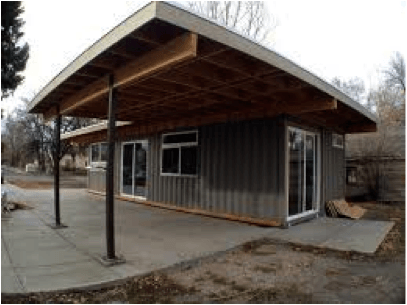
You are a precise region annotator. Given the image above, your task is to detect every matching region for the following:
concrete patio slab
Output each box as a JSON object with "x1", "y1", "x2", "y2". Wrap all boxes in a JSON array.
[
  {"x1": 1, "y1": 267, "x2": 24, "y2": 293},
  {"x1": 15, "y1": 260, "x2": 120, "y2": 292},
  {"x1": 270, "y1": 217, "x2": 394, "y2": 253},
  {"x1": 1, "y1": 185, "x2": 394, "y2": 294}
]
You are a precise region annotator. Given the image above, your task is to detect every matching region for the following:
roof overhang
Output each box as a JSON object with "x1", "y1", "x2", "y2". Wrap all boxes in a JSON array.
[{"x1": 29, "y1": 1, "x2": 377, "y2": 143}]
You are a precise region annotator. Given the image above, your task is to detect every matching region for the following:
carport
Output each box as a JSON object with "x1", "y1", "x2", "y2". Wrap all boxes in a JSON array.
[{"x1": 28, "y1": 2, "x2": 376, "y2": 263}]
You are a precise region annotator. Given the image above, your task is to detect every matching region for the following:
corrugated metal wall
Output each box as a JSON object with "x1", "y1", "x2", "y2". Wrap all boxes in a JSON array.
[
  {"x1": 321, "y1": 130, "x2": 346, "y2": 206},
  {"x1": 87, "y1": 117, "x2": 346, "y2": 222},
  {"x1": 149, "y1": 117, "x2": 286, "y2": 222},
  {"x1": 88, "y1": 142, "x2": 121, "y2": 194}
]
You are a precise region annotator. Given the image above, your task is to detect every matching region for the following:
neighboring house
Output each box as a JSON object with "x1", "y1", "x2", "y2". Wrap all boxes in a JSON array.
[
  {"x1": 346, "y1": 125, "x2": 405, "y2": 202},
  {"x1": 28, "y1": 2, "x2": 377, "y2": 227}
]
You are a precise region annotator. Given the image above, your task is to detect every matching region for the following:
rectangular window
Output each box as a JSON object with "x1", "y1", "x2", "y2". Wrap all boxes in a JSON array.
[
  {"x1": 163, "y1": 132, "x2": 197, "y2": 145},
  {"x1": 162, "y1": 147, "x2": 179, "y2": 174},
  {"x1": 346, "y1": 167, "x2": 359, "y2": 185},
  {"x1": 181, "y1": 146, "x2": 198, "y2": 175},
  {"x1": 161, "y1": 130, "x2": 199, "y2": 176},
  {"x1": 100, "y1": 143, "x2": 108, "y2": 162},
  {"x1": 90, "y1": 142, "x2": 108, "y2": 166},
  {"x1": 332, "y1": 133, "x2": 344, "y2": 149},
  {"x1": 91, "y1": 144, "x2": 100, "y2": 163}
]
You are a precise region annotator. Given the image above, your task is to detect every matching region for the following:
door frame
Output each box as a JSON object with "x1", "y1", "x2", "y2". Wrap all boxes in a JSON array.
[
  {"x1": 120, "y1": 140, "x2": 148, "y2": 201},
  {"x1": 286, "y1": 126, "x2": 321, "y2": 222}
]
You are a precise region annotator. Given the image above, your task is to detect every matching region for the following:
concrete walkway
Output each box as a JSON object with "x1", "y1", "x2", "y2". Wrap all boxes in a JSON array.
[{"x1": 1, "y1": 185, "x2": 394, "y2": 294}]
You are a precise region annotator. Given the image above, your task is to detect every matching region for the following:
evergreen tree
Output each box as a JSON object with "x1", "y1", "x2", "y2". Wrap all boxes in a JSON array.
[{"x1": 1, "y1": 1, "x2": 29, "y2": 99}]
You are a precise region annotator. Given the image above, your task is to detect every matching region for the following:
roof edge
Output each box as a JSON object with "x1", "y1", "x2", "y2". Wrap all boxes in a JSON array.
[
  {"x1": 61, "y1": 121, "x2": 132, "y2": 140},
  {"x1": 28, "y1": 1, "x2": 158, "y2": 113},
  {"x1": 156, "y1": 1, "x2": 377, "y2": 124}
]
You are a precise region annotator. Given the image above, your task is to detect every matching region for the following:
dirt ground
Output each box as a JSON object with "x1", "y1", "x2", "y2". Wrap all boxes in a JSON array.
[
  {"x1": 5, "y1": 177, "x2": 87, "y2": 189},
  {"x1": 2, "y1": 201, "x2": 405, "y2": 304}
]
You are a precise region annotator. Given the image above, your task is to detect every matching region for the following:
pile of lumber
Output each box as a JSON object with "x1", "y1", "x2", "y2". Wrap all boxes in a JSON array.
[{"x1": 326, "y1": 200, "x2": 366, "y2": 219}]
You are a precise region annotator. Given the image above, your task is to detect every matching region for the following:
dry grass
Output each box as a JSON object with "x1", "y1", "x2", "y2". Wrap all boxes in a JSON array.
[
  {"x1": 356, "y1": 201, "x2": 405, "y2": 261},
  {"x1": 7, "y1": 180, "x2": 52, "y2": 189}
]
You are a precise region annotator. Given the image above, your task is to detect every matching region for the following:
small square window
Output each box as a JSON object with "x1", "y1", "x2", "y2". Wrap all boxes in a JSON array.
[
  {"x1": 90, "y1": 142, "x2": 108, "y2": 167},
  {"x1": 332, "y1": 133, "x2": 344, "y2": 149}
]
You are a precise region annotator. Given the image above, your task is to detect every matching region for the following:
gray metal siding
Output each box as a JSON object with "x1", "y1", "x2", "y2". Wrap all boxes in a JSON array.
[
  {"x1": 148, "y1": 118, "x2": 285, "y2": 222},
  {"x1": 322, "y1": 130, "x2": 346, "y2": 205},
  {"x1": 86, "y1": 117, "x2": 346, "y2": 222},
  {"x1": 88, "y1": 169, "x2": 106, "y2": 193},
  {"x1": 88, "y1": 142, "x2": 121, "y2": 194}
]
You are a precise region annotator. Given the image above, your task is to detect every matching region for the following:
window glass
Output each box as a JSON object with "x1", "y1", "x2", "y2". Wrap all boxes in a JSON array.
[
  {"x1": 163, "y1": 132, "x2": 197, "y2": 144},
  {"x1": 181, "y1": 146, "x2": 197, "y2": 175},
  {"x1": 162, "y1": 148, "x2": 179, "y2": 174},
  {"x1": 333, "y1": 133, "x2": 344, "y2": 148},
  {"x1": 100, "y1": 143, "x2": 108, "y2": 162},
  {"x1": 91, "y1": 144, "x2": 100, "y2": 162}
]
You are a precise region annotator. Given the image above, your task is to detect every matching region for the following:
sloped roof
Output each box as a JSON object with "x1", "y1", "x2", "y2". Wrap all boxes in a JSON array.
[{"x1": 28, "y1": 1, "x2": 377, "y2": 138}]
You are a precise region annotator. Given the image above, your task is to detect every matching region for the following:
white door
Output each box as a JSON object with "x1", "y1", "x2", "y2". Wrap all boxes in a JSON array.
[
  {"x1": 287, "y1": 127, "x2": 320, "y2": 220},
  {"x1": 121, "y1": 140, "x2": 148, "y2": 199}
]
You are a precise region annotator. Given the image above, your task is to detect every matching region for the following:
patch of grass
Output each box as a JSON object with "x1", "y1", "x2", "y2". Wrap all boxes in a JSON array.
[
  {"x1": 325, "y1": 267, "x2": 350, "y2": 277},
  {"x1": 253, "y1": 265, "x2": 277, "y2": 274},
  {"x1": 194, "y1": 276, "x2": 205, "y2": 282},
  {"x1": 230, "y1": 283, "x2": 247, "y2": 292},
  {"x1": 208, "y1": 273, "x2": 229, "y2": 285}
]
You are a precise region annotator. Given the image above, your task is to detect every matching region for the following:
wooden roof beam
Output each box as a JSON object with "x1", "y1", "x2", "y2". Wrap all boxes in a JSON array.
[
  {"x1": 58, "y1": 32, "x2": 198, "y2": 117},
  {"x1": 345, "y1": 122, "x2": 377, "y2": 133},
  {"x1": 129, "y1": 32, "x2": 162, "y2": 46},
  {"x1": 281, "y1": 98, "x2": 337, "y2": 115}
]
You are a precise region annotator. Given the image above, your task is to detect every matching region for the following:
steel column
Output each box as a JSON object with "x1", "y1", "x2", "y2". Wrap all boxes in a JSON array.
[
  {"x1": 54, "y1": 108, "x2": 61, "y2": 226},
  {"x1": 106, "y1": 74, "x2": 117, "y2": 260}
]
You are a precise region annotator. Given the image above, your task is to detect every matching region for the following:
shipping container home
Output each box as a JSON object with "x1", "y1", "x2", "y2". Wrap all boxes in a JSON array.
[{"x1": 28, "y1": 2, "x2": 377, "y2": 260}]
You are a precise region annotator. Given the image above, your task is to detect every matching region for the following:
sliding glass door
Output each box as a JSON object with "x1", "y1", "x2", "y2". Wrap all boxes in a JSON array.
[
  {"x1": 121, "y1": 140, "x2": 148, "y2": 199},
  {"x1": 288, "y1": 127, "x2": 320, "y2": 218}
]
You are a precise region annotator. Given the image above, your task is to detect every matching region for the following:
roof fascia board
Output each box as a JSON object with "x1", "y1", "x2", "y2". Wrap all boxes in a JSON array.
[
  {"x1": 61, "y1": 121, "x2": 132, "y2": 140},
  {"x1": 28, "y1": 2, "x2": 158, "y2": 113},
  {"x1": 156, "y1": 2, "x2": 377, "y2": 123}
]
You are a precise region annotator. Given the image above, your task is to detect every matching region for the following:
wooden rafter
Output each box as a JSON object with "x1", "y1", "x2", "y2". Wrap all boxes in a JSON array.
[
  {"x1": 345, "y1": 122, "x2": 377, "y2": 133},
  {"x1": 59, "y1": 32, "x2": 198, "y2": 116}
]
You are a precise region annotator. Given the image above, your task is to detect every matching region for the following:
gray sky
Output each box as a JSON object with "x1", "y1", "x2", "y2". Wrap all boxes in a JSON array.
[{"x1": 2, "y1": 0, "x2": 406, "y2": 115}]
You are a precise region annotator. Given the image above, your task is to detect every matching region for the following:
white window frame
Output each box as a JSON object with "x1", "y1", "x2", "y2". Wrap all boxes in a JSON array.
[
  {"x1": 120, "y1": 140, "x2": 148, "y2": 201},
  {"x1": 332, "y1": 133, "x2": 344, "y2": 149},
  {"x1": 286, "y1": 126, "x2": 321, "y2": 222},
  {"x1": 90, "y1": 142, "x2": 107, "y2": 168},
  {"x1": 160, "y1": 130, "x2": 199, "y2": 177}
]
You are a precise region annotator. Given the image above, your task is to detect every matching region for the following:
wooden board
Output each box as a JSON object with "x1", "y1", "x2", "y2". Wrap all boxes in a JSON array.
[{"x1": 326, "y1": 200, "x2": 366, "y2": 219}]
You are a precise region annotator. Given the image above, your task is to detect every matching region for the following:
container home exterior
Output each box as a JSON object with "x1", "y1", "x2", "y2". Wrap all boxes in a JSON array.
[
  {"x1": 30, "y1": 2, "x2": 377, "y2": 229},
  {"x1": 70, "y1": 115, "x2": 348, "y2": 227}
]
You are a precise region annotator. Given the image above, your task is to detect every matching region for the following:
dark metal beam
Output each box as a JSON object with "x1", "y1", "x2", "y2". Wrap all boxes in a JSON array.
[
  {"x1": 105, "y1": 74, "x2": 117, "y2": 260},
  {"x1": 101, "y1": 75, "x2": 124, "y2": 266},
  {"x1": 54, "y1": 109, "x2": 61, "y2": 226},
  {"x1": 51, "y1": 106, "x2": 67, "y2": 229}
]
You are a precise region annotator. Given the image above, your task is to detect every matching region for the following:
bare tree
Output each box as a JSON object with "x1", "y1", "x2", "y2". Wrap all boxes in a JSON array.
[
  {"x1": 368, "y1": 85, "x2": 405, "y2": 125},
  {"x1": 2, "y1": 98, "x2": 99, "y2": 172},
  {"x1": 332, "y1": 77, "x2": 367, "y2": 105},
  {"x1": 383, "y1": 52, "x2": 405, "y2": 94},
  {"x1": 347, "y1": 125, "x2": 404, "y2": 201},
  {"x1": 2, "y1": 106, "x2": 30, "y2": 167},
  {"x1": 187, "y1": 1, "x2": 277, "y2": 42}
]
